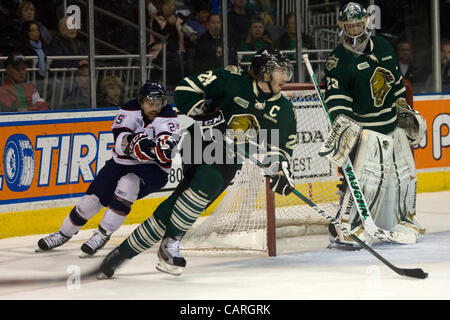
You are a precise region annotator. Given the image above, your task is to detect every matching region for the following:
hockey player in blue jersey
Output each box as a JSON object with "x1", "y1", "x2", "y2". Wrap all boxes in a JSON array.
[{"x1": 37, "y1": 81, "x2": 180, "y2": 255}]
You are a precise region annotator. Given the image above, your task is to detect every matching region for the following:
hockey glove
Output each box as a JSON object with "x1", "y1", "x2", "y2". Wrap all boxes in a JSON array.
[
  {"x1": 127, "y1": 133, "x2": 157, "y2": 161},
  {"x1": 318, "y1": 114, "x2": 361, "y2": 167},
  {"x1": 192, "y1": 110, "x2": 227, "y2": 141},
  {"x1": 266, "y1": 161, "x2": 295, "y2": 196},
  {"x1": 155, "y1": 135, "x2": 178, "y2": 164},
  {"x1": 396, "y1": 98, "x2": 427, "y2": 147}
]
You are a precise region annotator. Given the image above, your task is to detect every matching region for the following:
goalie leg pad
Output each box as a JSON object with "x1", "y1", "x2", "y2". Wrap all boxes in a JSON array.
[
  {"x1": 390, "y1": 128, "x2": 425, "y2": 236},
  {"x1": 331, "y1": 130, "x2": 394, "y2": 245},
  {"x1": 353, "y1": 129, "x2": 394, "y2": 221}
]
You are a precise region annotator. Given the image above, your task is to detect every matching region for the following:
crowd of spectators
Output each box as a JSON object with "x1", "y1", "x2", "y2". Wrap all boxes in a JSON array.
[{"x1": 0, "y1": 0, "x2": 448, "y2": 113}]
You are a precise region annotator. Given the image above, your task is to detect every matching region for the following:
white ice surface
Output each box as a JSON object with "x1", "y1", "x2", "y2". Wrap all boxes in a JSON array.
[{"x1": 0, "y1": 191, "x2": 449, "y2": 300}]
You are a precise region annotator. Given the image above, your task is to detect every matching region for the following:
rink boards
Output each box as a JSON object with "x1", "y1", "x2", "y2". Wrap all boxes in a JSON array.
[{"x1": 0, "y1": 93, "x2": 449, "y2": 238}]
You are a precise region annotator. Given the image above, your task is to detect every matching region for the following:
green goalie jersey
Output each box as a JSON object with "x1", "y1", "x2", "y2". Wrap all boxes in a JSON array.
[
  {"x1": 324, "y1": 36, "x2": 407, "y2": 134},
  {"x1": 174, "y1": 65, "x2": 298, "y2": 161}
]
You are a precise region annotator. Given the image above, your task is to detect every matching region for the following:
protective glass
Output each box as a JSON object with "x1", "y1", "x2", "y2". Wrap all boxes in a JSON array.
[
  {"x1": 271, "y1": 64, "x2": 293, "y2": 82},
  {"x1": 142, "y1": 96, "x2": 165, "y2": 107}
]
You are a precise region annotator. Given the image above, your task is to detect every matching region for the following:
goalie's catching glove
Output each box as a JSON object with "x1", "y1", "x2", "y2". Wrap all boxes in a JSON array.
[
  {"x1": 395, "y1": 98, "x2": 427, "y2": 147},
  {"x1": 265, "y1": 161, "x2": 295, "y2": 196}
]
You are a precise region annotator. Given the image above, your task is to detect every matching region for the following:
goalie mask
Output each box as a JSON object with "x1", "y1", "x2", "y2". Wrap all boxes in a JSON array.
[
  {"x1": 250, "y1": 49, "x2": 293, "y2": 88},
  {"x1": 338, "y1": 2, "x2": 371, "y2": 49}
]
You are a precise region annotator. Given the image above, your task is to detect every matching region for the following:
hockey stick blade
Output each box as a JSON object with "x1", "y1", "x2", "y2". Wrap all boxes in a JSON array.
[
  {"x1": 292, "y1": 189, "x2": 428, "y2": 279},
  {"x1": 349, "y1": 232, "x2": 428, "y2": 279},
  {"x1": 0, "y1": 265, "x2": 101, "y2": 287}
]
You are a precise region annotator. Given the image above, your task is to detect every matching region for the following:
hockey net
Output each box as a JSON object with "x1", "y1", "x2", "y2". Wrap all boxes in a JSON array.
[{"x1": 182, "y1": 83, "x2": 340, "y2": 255}]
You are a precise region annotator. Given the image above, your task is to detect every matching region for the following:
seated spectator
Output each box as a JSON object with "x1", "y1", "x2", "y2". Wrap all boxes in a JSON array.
[
  {"x1": 61, "y1": 61, "x2": 90, "y2": 109},
  {"x1": 148, "y1": 0, "x2": 186, "y2": 88},
  {"x1": 396, "y1": 40, "x2": 417, "y2": 83},
  {"x1": 185, "y1": 0, "x2": 212, "y2": 45},
  {"x1": 14, "y1": 21, "x2": 47, "y2": 78},
  {"x1": 0, "y1": 53, "x2": 49, "y2": 112},
  {"x1": 239, "y1": 16, "x2": 272, "y2": 61},
  {"x1": 48, "y1": 16, "x2": 88, "y2": 68},
  {"x1": 98, "y1": 75, "x2": 123, "y2": 108},
  {"x1": 194, "y1": 13, "x2": 224, "y2": 73},
  {"x1": 15, "y1": 1, "x2": 52, "y2": 46},
  {"x1": 276, "y1": 12, "x2": 314, "y2": 57}
]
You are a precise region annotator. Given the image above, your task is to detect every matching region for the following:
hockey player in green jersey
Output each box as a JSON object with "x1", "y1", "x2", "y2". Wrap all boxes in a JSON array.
[
  {"x1": 323, "y1": 2, "x2": 427, "y2": 249},
  {"x1": 97, "y1": 49, "x2": 298, "y2": 278}
]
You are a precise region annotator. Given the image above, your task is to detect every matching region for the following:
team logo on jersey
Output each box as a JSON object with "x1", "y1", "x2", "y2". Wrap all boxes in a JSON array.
[
  {"x1": 228, "y1": 114, "x2": 260, "y2": 141},
  {"x1": 254, "y1": 100, "x2": 266, "y2": 110},
  {"x1": 224, "y1": 65, "x2": 243, "y2": 75},
  {"x1": 370, "y1": 67, "x2": 395, "y2": 107},
  {"x1": 326, "y1": 55, "x2": 339, "y2": 71},
  {"x1": 233, "y1": 97, "x2": 249, "y2": 109}
]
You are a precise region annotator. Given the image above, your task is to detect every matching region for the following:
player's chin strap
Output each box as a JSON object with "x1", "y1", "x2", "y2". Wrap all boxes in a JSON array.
[{"x1": 302, "y1": 53, "x2": 417, "y2": 245}]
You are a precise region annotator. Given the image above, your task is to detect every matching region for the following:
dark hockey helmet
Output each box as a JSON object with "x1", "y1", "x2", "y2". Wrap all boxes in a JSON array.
[
  {"x1": 138, "y1": 80, "x2": 167, "y2": 106},
  {"x1": 250, "y1": 48, "x2": 293, "y2": 82},
  {"x1": 338, "y1": 2, "x2": 371, "y2": 40}
]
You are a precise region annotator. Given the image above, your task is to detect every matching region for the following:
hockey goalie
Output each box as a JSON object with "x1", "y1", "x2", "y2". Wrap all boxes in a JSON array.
[{"x1": 321, "y1": 2, "x2": 427, "y2": 249}]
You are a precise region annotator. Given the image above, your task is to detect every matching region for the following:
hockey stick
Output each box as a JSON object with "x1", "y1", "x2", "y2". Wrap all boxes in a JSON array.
[
  {"x1": 302, "y1": 54, "x2": 416, "y2": 245},
  {"x1": 0, "y1": 264, "x2": 100, "y2": 287},
  {"x1": 227, "y1": 138, "x2": 427, "y2": 279}
]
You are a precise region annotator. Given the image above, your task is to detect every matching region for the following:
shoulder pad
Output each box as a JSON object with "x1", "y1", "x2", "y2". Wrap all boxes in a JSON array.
[
  {"x1": 372, "y1": 36, "x2": 394, "y2": 49},
  {"x1": 156, "y1": 104, "x2": 178, "y2": 118},
  {"x1": 120, "y1": 98, "x2": 141, "y2": 111},
  {"x1": 224, "y1": 65, "x2": 244, "y2": 75}
]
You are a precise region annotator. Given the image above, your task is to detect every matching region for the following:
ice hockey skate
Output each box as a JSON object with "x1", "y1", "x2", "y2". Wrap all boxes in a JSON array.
[
  {"x1": 97, "y1": 247, "x2": 127, "y2": 279},
  {"x1": 156, "y1": 235, "x2": 186, "y2": 276},
  {"x1": 81, "y1": 227, "x2": 111, "y2": 255},
  {"x1": 37, "y1": 231, "x2": 70, "y2": 251},
  {"x1": 327, "y1": 223, "x2": 371, "y2": 251}
]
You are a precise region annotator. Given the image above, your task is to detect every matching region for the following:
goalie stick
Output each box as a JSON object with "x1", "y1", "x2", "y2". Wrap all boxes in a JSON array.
[
  {"x1": 226, "y1": 137, "x2": 427, "y2": 279},
  {"x1": 302, "y1": 54, "x2": 416, "y2": 245}
]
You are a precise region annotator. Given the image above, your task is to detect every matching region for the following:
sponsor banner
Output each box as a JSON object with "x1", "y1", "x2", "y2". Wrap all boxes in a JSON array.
[
  {"x1": 0, "y1": 109, "x2": 191, "y2": 208},
  {"x1": 291, "y1": 106, "x2": 333, "y2": 180},
  {"x1": 413, "y1": 94, "x2": 450, "y2": 171},
  {"x1": 284, "y1": 89, "x2": 334, "y2": 181},
  {"x1": 0, "y1": 94, "x2": 448, "y2": 209}
]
